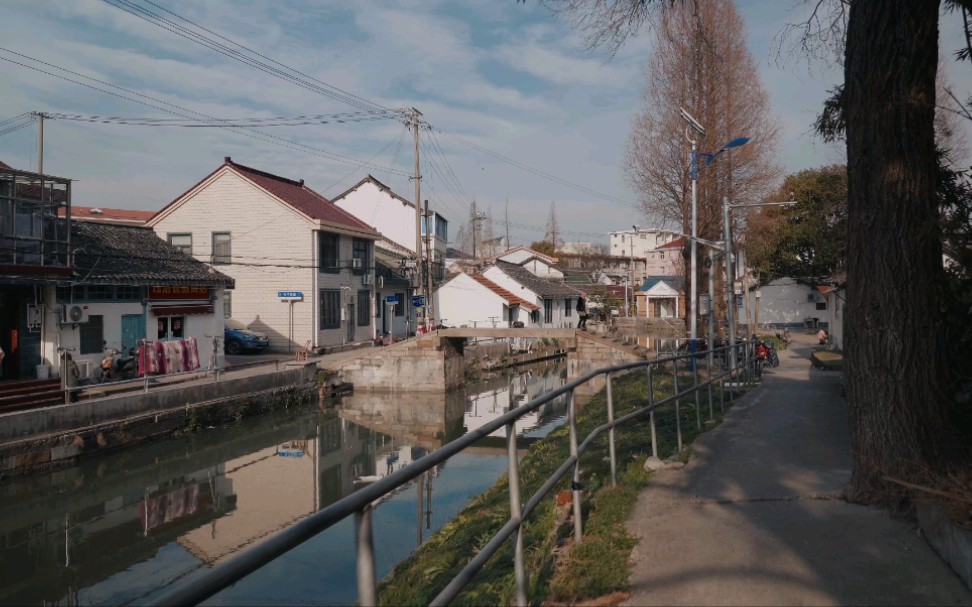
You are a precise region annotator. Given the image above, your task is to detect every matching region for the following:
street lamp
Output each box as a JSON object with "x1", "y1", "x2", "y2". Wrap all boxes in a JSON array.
[
  {"x1": 680, "y1": 108, "x2": 750, "y2": 347},
  {"x1": 628, "y1": 225, "x2": 639, "y2": 317}
]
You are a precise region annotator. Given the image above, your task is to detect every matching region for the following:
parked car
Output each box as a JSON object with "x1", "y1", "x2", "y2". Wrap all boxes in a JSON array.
[{"x1": 224, "y1": 319, "x2": 270, "y2": 355}]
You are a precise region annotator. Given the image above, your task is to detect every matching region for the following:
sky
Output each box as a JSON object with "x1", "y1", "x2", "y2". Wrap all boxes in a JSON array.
[{"x1": 1, "y1": 1, "x2": 969, "y2": 248}]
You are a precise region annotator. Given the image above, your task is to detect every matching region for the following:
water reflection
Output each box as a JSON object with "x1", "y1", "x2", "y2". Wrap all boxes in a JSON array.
[{"x1": 0, "y1": 360, "x2": 568, "y2": 606}]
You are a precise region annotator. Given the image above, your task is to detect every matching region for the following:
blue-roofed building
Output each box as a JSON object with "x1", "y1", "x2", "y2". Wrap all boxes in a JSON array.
[{"x1": 636, "y1": 276, "x2": 686, "y2": 319}]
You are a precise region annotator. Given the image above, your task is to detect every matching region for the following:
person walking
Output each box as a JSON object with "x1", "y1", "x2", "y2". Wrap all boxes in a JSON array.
[{"x1": 576, "y1": 293, "x2": 589, "y2": 330}]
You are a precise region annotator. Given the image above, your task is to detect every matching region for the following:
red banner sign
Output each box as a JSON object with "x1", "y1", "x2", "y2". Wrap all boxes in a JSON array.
[{"x1": 148, "y1": 286, "x2": 210, "y2": 301}]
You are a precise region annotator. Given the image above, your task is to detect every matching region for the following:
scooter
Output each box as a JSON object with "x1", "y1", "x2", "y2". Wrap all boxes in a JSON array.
[{"x1": 101, "y1": 346, "x2": 138, "y2": 382}]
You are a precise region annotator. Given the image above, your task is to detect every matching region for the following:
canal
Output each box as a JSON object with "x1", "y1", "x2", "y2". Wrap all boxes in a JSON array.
[{"x1": 0, "y1": 360, "x2": 569, "y2": 606}]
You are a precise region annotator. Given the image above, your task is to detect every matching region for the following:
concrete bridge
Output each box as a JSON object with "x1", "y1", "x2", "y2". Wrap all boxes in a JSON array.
[{"x1": 335, "y1": 328, "x2": 650, "y2": 392}]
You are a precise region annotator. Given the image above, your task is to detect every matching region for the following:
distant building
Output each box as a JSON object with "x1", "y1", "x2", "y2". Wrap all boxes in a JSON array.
[{"x1": 608, "y1": 229, "x2": 677, "y2": 258}]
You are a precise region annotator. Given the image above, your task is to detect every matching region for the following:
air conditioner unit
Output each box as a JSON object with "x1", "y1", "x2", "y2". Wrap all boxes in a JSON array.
[
  {"x1": 60, "y1": 304, "x2": 89, "y2": 324},
  {"x1": 362, "y1": 274, "x2": 373, "y2": 286},
  {"x1": 352, "y1": 258, "x2": 363, "y2": 269}
]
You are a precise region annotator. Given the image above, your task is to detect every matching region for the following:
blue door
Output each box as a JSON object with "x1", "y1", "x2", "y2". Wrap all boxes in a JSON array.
[{"x1": 121, "y1": 314, "x2": 146, "y2": 352}]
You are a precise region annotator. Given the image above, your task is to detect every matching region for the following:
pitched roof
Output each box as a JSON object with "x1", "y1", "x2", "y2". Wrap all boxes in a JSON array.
[
  {"x1": 656, "y1": 237, "x2": 685, "y2": 251},
  {"x1": 494, "y1": 260, "x2": 580, "y2": 298},
  {"x1": 468, "y1": 273, "x2": 539, "y2": 311},
  {"x1": 495, "y1": 246, "x2": 558, "y2": 265},
  {"x1": 332, "y1": 174, "x2": 413, "y2": 208},
  {"x1": 225, "y1": 159, "x2": 376, "y2": 234},
  {"x1": 71, "y1": 221, "x2": 234, "y2": 287},
  {"x1": 59, "y1": 205, "x2": 156, "y2": 226},
  {"x1": 0, "y1": 159, "x2": 12, "y2": 169},
  {"x1": 153, "y1": 158, "x2": 378, "y2": 237},
  {"x1": 640, "y1": 276, "x2": 685, "y2": 292}
]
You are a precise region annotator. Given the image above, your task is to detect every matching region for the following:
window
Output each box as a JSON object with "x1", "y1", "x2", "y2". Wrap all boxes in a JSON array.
[
  {"x1": 223, "y1": 291, "x2": 232, "y2": 319},
  {"x1": 544, "y1": 299, "x2": 553, "y2": 324},
  {"x1": 357, "y1": 290, "x2": 370, "y2": 326},
  {"x1": 115, "y1": 285, "x2": 141, "y2": 301},
  {"x1": 394, "y1": 292, "x2": 405, "y2": 317},
  {"x1": 352, "y1": 238, "x2": 369, "y2": 274},
  {"x1": 157, "y1": 316, "x2": 185, "y2": 341},
  {"x1": 319, "y1": 289, "x2": 341, "y2": 329},
  {"x1": 319, "y1": 232, "x2": 339, "y2": 273},
  {"x1": 816, "y1": 301, "x2": 827, "y2": 311},
  {"x1": 85, "y1": 285, "x2": 114, "y2": 301},
  {"x1": 168, "y1": 233, "x2": 192, "y2": 255},
  {"x1": 80, "y1": 315, "x2": 104, "y2": 354},
  {"x1": 565, "y1": 298, "x2": 572, "y2": 317},
  {"x1": 212, "y1": 232, "x2": 231, "y2": 265}
]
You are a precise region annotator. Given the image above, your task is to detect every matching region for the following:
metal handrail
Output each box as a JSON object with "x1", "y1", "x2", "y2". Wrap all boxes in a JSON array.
[{"x1": 148, "y1": 342, "x2": 757, "y2": 607}]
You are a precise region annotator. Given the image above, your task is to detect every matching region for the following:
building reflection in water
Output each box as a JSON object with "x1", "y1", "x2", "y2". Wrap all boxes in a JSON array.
[{"x1": 0, "y1": 361, "x2": 568, "y2": 606}]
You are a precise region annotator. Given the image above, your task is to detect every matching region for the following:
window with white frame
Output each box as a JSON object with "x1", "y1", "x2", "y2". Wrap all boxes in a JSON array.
[
  {"x1": 212, "y1": 232, "x2": 231, "y2": 265},
  {"x1": 168, "y1": 233, "x2": 192, "y2": 255}
]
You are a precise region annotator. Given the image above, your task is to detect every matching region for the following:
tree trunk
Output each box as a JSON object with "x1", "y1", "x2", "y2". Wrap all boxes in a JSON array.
[{"x1": 843, "y1": 0, "x2": 961, "y2": 505}]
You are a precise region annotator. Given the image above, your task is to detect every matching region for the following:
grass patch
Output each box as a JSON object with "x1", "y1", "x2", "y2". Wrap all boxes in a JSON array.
[{"x1": 378, "y1": 366, "x2": 742, "y2": 606}]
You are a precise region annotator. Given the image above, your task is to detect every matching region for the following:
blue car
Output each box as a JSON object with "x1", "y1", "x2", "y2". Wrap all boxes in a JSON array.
[{"x1": 224, "y1": 319, "x2": 270, "y2": 355}]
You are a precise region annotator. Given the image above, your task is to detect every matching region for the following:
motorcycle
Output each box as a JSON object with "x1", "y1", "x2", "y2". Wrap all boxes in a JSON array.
[
  {"x1": 754, "y1": 339, "x2": 780, "y2": 374},
  {"x1": 101, "y1": 346, "x2": 138, "y2": 382}
]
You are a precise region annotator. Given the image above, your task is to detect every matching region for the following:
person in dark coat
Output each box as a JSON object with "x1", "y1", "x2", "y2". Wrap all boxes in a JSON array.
[{"x1": 576, "y1": 293, "x2": 589, "y2": 329}]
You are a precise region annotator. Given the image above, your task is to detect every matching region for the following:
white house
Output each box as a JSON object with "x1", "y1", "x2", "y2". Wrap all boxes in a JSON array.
[
  {"x1": 56, "y1": 221, "x2": 234, "y2": 378},
  {"x1": 148, "y1": 157, "x2": 380, "y2": 352},
  {"x1": 434, "y1": 272, "x2": 538, "y2": 328},
  {"x1": 331, "y1": 175, "x2": 447, "y2": 285},
  {"x1": 609, "y1": 229, "x2": 678, "y2": 259},
  {"x1": 748, "y1": 277, "x2": 829, "y2": 330},
  {"x1": 482, "y1": 261, "x2": 580, "y2": 328},
  {"x1": 494, "y1": 247, "x2": 564, "y2": 280},
  {"x1": 644, "y1": 237, "x2": 683, "y2": 277},
  {"x1": 821, "y1": 284, "x2": 845, "y2": 350},
  {"x1": 636, "y1": 277, "x2": 686, "y2": 319}
]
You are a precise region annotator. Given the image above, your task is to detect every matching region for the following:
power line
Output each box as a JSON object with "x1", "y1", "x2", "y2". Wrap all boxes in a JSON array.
[
  {"x1": 0, "y1": 114, "x2": 36, "y2": 137},
  {"x1": 101, "y1": 0, "x2": 395, "y2": 116},
  {"x1": 0, "y1": 48, "x2": 411, "y2": 177},
  {"x1": 433, "y1": 126, "x2": 637, "y2": 209},
  {"x1": 44, "y1": 111, "x2": 396, "y2": 127}
]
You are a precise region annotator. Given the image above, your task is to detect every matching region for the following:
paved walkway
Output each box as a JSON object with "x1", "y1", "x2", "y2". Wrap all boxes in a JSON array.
[{"x1": 624, "y1": 333, "x2": 972, "y2": 606}]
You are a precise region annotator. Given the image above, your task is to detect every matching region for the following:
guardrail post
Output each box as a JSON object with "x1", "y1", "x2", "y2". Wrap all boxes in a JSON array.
[
  {"x1": 692, "y1": 356, "x2": 702, "y2": 431},
  {"x1": 647, "y1": 365, "x2": 659, "y2": 461},
  {"x1": 567, "y1": 388, "x2": 583, "y2": 542},
  {"x1": 706, "y1": 349, "x2": 714, "y2": 422},
  {"x1": 606, "y1": 371, "x2": 617, "y2": 487},
  {"x1": 672, "y1": 359, "x2": 682, "y2": 453},
  {"x1": 355, "y1": 505, "x2": 377, "y2": 607},
  {"x1": 506, "y1": 421, "x2": 528, "y2": 607}
]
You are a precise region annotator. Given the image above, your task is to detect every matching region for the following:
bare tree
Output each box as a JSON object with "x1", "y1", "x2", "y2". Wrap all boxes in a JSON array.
[{"x1": 546, "y1": 0, "x2": 972, "y2": 507}]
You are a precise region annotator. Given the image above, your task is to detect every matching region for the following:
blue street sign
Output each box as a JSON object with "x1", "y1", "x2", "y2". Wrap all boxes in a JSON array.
[
  {"x1": 278, "y1": 291, "x2": 303, "y2": 300},
  {"x1": 412, "y1": 295, "x2": 426, "y2": 307},
  {"x1": 386, "y1": 295, "x2": 399, "y2": 304}
]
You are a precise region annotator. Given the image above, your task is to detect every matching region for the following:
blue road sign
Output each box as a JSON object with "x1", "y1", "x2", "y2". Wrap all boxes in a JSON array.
[
  {"x1": 278, "y1": 291, "x2": 303, "y2": 300},
  {"x1": 412, "y1": 295, "x2": 426, "y2": 307},
  {"x1": 386, "y1": 295, "x2": 399, "y2": 304}
]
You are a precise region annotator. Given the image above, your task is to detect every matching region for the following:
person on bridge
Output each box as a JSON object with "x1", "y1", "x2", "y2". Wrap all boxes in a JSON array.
[{"x1": 576, "y1": 293, "x2": 589, "y2": 330}]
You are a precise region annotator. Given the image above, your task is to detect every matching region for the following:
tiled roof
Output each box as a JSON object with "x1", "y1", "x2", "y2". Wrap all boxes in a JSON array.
[
  {"x1": 469, "y1": 273, "x2": 539, "y2": 311},
  {"x1": 152, "y1": 158, "x2": 379, "y2": 237},
  {"x1": 0, "y1": 160, "x2": 12, "y2": 169},
  {"x1": 71, "y1": 221, "x2": 234, "y2": 287},
  {"x1": 225, "y1": 159, "x2": 377, "y2": 234},
  {"x1": 657, "y1": 237, "x2": 685, "y2": 250},
  {"x1": 494, "y1": 260, "x2": 580, "y2": 298},
  {"x1": 59, "y1": 205, "x2": 156, "y2": 225},
  {"x1": 640, "y1": 276, "x2": 685, "y2": 292}
]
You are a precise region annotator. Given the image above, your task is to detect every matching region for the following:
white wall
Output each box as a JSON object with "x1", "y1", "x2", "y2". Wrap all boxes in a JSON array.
[
  {"x1": 518, "y1": 257, "x2": 564, "y2": 279},
  {"x1": 609, "y1": 230, "x2": 676, "y2": 258},
  {"x1": 481, "y1": 266, "x2": 576, "y2": 328},
  {"x1": 52, "y1": 293, "x2": 225, "y2": 378},
  {"x1": 434, "y1": 273, "x2": 517, "y2": 328},
  {"x1": 153, "y1": 169, "x2": 376, "y2": 350},
  {"x1": 751, "y1": 278, "x2": 828, "y2": 328},
  {"x1": 826, "y1": 289, "x2": 845, "y2": 350}
]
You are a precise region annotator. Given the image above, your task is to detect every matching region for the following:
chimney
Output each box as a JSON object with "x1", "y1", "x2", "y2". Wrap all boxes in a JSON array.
[
  {"x1": 299, "y1": 179, "x2": 304, "y2": 186},
  {"x1": 224, "y1": 156, "x2": 232, "y2": 164}
]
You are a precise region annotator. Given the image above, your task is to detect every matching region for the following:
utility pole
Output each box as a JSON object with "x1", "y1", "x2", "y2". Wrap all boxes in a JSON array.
[
  {"x1": 424, "y1": 199, "x2": 435, "y2": 326},
  {"x1": 409, "y1": 108, "x2": 425, "y2": 328},
  {"x1": 33, "y1": 111, "x2": 46, "y2": 174},
  {"x1": 470, "y1": 200, "x2": 487, "y2": 261},
  {"x1": 505, "y1": 196, "x2": 510, "y2": 250}
]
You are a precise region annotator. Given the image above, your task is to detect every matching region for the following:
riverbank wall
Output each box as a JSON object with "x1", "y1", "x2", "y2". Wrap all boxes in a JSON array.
[{"x1": 0, "y1": 362, "x2": 319, "y2": 478}]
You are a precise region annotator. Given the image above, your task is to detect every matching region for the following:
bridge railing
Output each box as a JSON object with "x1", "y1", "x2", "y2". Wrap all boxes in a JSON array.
[{"x1": 148, "y1": 341, "x2": 758, "y2": 607}]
